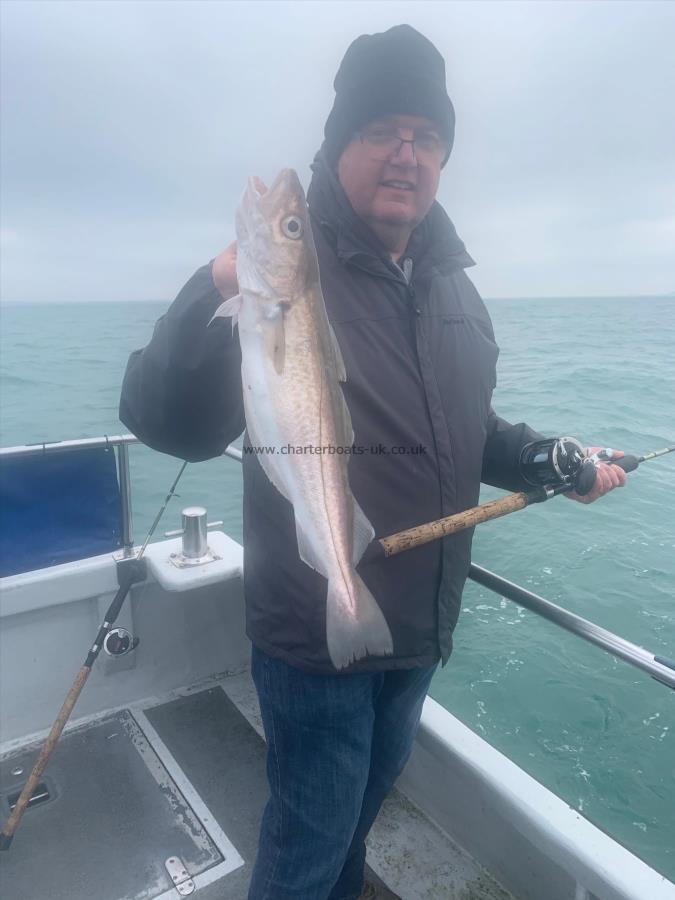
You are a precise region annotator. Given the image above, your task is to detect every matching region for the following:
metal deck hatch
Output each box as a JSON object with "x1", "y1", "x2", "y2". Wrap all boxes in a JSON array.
[{"x1": 0, "y1": 709, "x2": 229, "y2": 900}]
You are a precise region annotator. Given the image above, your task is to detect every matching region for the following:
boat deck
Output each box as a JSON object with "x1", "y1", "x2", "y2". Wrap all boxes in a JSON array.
[{"x1": 0, "y1": 669, "x2": 514, "y2": 900}]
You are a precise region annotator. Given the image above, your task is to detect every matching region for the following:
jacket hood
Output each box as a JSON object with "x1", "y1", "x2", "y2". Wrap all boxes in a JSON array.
[{"x1": 306, "y1": 145, "x2": 474, "y2": 280}]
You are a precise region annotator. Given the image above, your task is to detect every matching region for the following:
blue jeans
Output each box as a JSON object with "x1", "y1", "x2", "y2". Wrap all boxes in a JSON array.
[{"x1": 247, "y1": 643, "x2": 439, "y2": 900}]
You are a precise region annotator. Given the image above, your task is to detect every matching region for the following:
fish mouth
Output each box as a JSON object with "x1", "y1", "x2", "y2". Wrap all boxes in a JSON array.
[
  {"x1": 240, "y1": 169, "x2": 306, "y2": 234},
  {"x1": 246, "y1": 169, "x2": 304, "y2": 204}
]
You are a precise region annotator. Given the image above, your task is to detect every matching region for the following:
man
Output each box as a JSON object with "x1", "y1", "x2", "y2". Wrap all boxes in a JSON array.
[{"x1": 119, "y1": 24, "x2": 626, "y2": 900}]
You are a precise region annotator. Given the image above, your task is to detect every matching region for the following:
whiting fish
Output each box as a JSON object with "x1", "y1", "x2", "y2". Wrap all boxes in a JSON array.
[{"x1": 211, "y1": 169, "x2": 393, "y2": 669}]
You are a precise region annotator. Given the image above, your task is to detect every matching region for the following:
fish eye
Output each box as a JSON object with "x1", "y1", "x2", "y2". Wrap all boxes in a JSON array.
[{"x1": 281, "y1": 215, "x2": 303, "y2": 240}]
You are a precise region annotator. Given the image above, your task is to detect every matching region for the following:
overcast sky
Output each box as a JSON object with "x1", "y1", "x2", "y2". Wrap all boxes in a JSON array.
[{"x1": 1, "y1": 0, "x2": 673, "y2": 302}]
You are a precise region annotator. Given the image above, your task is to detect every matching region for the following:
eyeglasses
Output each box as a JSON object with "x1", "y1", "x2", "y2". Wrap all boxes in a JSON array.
[{"x1": 356, "y1": 124, "x2": 448, "y2": 162}]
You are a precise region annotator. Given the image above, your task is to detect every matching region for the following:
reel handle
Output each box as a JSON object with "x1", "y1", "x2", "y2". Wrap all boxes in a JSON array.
[
  {"x1": 608, "y1": 454, "x2": 639, "y2": 473},
  {"x1": 575, "y1": 453, "x2": 639, "y2": 494},
  {"x1": 574, "y1": 459, "x2": 597, "y2": 496}
]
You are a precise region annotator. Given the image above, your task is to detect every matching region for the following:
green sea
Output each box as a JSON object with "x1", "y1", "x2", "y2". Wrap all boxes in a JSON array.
[{"x1": 1, "y1": 292, "x2": 674, "y2": 881}]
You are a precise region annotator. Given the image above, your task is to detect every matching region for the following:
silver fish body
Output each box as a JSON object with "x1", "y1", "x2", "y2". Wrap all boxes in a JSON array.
[{"x1": 212, "y1": 169, "x2": 393, "y2": 669}]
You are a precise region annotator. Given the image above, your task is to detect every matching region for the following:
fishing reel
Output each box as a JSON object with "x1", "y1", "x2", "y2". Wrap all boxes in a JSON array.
[
  {"x1": 103, "y1": 627, "x2": 139, "y2": 657},
  {"x1": 519, "y1": 437, "x2": 597, "y2": 496}
]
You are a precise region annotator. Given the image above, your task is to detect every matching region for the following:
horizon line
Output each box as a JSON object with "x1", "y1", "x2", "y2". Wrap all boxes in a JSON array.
[{"x1": 1, "y1": 292, "x2": 673, "y2": 305}]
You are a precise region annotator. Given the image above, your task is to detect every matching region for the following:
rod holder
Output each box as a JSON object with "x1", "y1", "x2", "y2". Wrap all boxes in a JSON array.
[
  {"x1": 164, "y1": 507, "x2": 223, "y2": 568},
  {"x1": 181, "y1": 506, "x2": 208, "y2": 559}
]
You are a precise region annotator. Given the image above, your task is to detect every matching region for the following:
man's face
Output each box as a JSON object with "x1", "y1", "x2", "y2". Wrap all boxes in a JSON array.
[{"x1": 337, "y1": 113, "x2": 444, "y2": 234}]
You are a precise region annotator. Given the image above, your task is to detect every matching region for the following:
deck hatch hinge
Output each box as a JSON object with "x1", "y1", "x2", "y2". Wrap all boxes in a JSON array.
[{"x1": 164, "y1": 856, "x2": 195, "y2": 896}]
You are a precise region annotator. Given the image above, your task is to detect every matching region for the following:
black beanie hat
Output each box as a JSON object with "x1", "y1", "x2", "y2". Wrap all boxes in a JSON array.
[{"x1": 323, "y1": 24, "x2": 455, "y2": 168}]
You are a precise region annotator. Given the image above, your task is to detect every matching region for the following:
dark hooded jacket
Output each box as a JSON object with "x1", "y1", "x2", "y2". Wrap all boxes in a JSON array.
[{"x1": 119, "y1": 151, "x2": 543, "y2": 673}]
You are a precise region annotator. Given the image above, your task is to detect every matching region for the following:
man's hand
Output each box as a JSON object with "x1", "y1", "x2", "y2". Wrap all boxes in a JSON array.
[
  {"x1": 212, "y1": 241, "x2": 239, "y2": 300},
  {"x1": 565, "y1": 446, "x2": 628, "y2": 504}
]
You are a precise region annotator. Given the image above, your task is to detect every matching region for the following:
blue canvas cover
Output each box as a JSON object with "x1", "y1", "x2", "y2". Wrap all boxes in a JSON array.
[{"x1": 0, "y1": 446, "x2": 123, "y2": 577}]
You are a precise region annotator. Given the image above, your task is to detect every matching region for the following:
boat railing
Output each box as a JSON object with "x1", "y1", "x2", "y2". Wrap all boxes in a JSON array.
[{"x1": 1, "y1": 433, "x2": 673, "y2": 690}]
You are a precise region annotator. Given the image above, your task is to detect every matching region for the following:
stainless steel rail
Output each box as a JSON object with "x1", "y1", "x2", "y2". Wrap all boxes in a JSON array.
[
  {"x1": 1, "y1": 434, "x2": 672, "y2": 688},
  {"x1": 0, "y1": 434, "x2": 140, "y2": 456},
  {"x1": 468, "y1": 564, "x2": 675, "y2": 690},
  {"x1": 118, "y1": 443, "x2": 133, "y2": 553},
  {"x1": 0, "y1": 434, "x2": 243, "y2": 461}
]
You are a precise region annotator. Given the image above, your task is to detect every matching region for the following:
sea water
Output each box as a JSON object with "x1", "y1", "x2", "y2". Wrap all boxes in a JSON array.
[{"x1": 1, "y1": 291, "x2": 674, "y2": 880}]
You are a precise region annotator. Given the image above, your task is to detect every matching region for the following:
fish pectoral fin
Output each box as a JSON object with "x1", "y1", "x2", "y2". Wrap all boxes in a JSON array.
[
  {"x1": 262, "y1": 312, "x2": 286, "y2": 375},
  {"x1": 209, "y1": 294, "x2": 243, "y2": 334}
]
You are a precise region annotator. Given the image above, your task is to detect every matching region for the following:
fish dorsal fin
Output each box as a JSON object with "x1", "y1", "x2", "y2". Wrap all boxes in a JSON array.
[
  {"x1": 351, "y1": 497, "x2": 375, "y2": 565},
  {"x1": 335, "y1": 388, "x2": 354, "y2": 450},
  {"x1": 209, "y1": 294, "x2": 243, "y2": 334},
  {"x1": 324, "y1": 322, "x2": 352, "y2": 446},
  {"x1": 328, "y1": 322, "x2": 346, "y2": 382}
]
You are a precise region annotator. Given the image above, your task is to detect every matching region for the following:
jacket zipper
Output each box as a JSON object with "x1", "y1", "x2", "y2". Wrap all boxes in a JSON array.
[{"x1": 401, "y1": 257, "x2": 421, "y2": 315}]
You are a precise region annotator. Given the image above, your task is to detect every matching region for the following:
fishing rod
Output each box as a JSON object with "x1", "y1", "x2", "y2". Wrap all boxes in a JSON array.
[
  {"x1": 0, "y1": 460, "x2": 189, "y2": 851},
  {"x1": 379, "y1": 440, "x2": 674, "y2": 557}
]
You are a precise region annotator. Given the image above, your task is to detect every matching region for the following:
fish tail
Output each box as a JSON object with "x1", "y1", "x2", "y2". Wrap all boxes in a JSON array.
[{"x1": 326, "y1": 573, "x2": 394, "y2": 670}]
